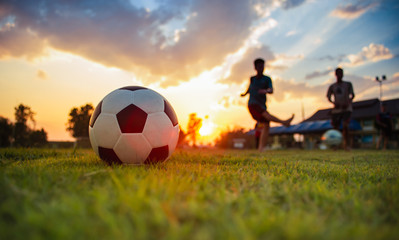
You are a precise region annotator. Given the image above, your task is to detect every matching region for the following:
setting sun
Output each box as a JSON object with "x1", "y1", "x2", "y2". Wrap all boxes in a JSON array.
[{"x1": 199, "y1": 122, "x2": 214, "y2": 136}]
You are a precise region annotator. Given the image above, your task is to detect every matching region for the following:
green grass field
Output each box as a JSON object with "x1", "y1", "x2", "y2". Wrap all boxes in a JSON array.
[{"x1": 1, "y1": 148, "x2": 398, "y2": 240}]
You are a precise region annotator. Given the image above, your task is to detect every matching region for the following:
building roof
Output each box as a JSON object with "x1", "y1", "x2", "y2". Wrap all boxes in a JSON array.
[
  {"x1": 383, "y1": 98, "x2": 399, "y2": 115},
  {"x1": 269, "y1": 119, "x2": 362, "y2": 135},
  {"x1": 304, "y1": 98, "x2": 399, "y2": 122}
]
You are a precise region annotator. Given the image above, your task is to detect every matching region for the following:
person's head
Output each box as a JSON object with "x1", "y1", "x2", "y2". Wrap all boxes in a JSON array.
[
  {"x1": 254, "y1": 58, "x2": 265, "y2": 74},
  {"x1": 335, "y1": 67, "x2": 343, "y2": 82}
]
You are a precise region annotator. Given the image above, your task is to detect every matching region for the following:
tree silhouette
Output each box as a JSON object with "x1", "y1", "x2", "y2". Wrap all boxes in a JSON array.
[
  {"x1": 177, "y1": 126, "x2": 187, "y2": 147},
  {"x1": 15, "y1": 104, "x2": 35, "y2": 125},
  {"x1": 186, "y1": 113, "x2": 202, "y2": 147},
  {"x1": 66, "y1": 104, "x2": 94, "y2": 138},
  {"x1": 11, "y1": 104, "x2": 48, "y2": 147},
  {"x1": 13, "y1": 104, "x2": 35, "y2": 147},
  {"x1": 0, "y1": 116, "x2": 13, "y2": 147},
  {"x1": 28, "y1": 129, "x2": 48, "y2": 147}
]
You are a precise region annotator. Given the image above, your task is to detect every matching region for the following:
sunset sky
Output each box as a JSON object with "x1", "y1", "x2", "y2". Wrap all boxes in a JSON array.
[{"x1": 1, "y1": 0, "x2": 398, "y2": 144}]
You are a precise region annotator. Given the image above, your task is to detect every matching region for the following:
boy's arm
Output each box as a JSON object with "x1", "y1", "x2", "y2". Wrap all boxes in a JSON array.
[
  {"x1": 241, "y1": 79, "x2": 251, "y2": 97},
  {"x1": 241, "y1": 86, "x2": 249, "y2": 97},
  {"x1": 349, "y1": 82, "x2": 355, "y2": 100},
  {"x1": 267, "y1": 78, "x2": 273, "y2": 94},
  {"x1": 258, "y1": 77, "x2": 273, "y2": 94},
  {"x1": 376, "y1": 114, "x2": 387, "y2": 128},
  {"x1": 258, "y1": 88, "x2": 273, "y2": 94},
  {"x1": 327, "y1": 85, "x2": 334, "y2": 104}
]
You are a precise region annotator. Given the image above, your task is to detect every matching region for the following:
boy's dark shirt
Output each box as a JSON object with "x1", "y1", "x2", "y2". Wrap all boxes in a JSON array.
[{"x1": 248, "y1": 75, "x2": 272, "y2": 110}]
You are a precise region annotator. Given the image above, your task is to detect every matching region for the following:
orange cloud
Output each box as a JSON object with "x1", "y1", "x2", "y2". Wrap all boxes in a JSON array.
[
  {"x1": 271, "y1": 77, "x2": 328, "y2": 102},
  {"x1": 344, "y1": 43, "x2": 393, "y2": 67},
  {"x1": 36, "y1": 70, "x2": 48, "y2": 80},
  {"x1": 0, "y1": 0, "x2": 311, "y2": 88},
  {"x1": 0, "y1": 0, "x2": 263, "y2": 87}
]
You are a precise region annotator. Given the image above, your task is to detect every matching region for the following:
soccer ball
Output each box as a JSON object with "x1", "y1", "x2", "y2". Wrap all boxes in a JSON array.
[
  {"x1": 321, "y1": 129, "x2": 342, "y2": 147},
  {"x1": 89, "y1": 86, "x2": 179, "y2": 165}
]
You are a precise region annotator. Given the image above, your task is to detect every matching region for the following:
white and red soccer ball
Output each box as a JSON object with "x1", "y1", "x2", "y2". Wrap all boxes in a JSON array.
[{"x1": 89, "y1": 86, "x2": 179, "y2": 165}]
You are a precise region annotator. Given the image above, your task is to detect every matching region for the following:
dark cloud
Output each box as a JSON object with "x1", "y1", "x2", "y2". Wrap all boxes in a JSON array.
[
  {"x1": 317, "y1": 54, "x2": 346, "y2": 62},
  {"x1": 279, "y1": 0, "x2": 307, "y2": 10},
  {"x1": 0, "y1": 0, "x2": 260, "y2": 86},
  {"x1": 305, "y1": 69, "x2": 331, "y2": 80},
  {"x1": 0, "y1": 12, "x2": 46, "y2": 59},
  {"x1": 331, "y1": 0, "x2": 379, "y2": 19}
]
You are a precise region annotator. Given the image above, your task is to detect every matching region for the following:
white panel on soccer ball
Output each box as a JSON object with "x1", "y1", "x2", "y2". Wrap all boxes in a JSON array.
[
  {"x1": 114, "y1": 134, "x2": 152, "y2": 164},
  {"x1": 102, "y1": 90, "x2": 134, "y2": 114},
  {"x1": 93, "y1": 113, "x2": 121, "y2": 148},
  {"x1": 89, "y1": 126, "x2": 99, "y2": 155},
  {"x1": 168, "y1": 125, "x2": 180, "y2": 157},
  {"x1": 132, "y1": 89, "x2": 164, "y2": 114},
  {"x1": 143, "y1": 112, "x2": 175, "y2": 147}
]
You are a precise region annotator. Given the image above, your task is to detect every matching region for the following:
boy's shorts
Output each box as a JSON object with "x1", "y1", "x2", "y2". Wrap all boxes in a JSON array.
[
  {"x1": 331, "y1": 111, "x2": 351, "y2": 128},
  {"x1": 248, "y1": 104, "x2": 270, "y2": 123}
]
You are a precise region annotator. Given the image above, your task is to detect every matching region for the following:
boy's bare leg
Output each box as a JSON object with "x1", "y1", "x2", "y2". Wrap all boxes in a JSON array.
[
  {"x1": 343, "y1": 123, "x2": 351, "y2": 151},
  {"x1": 258, "y1": 123, "x2": 270, "y2": 151},
  {"x1": 262, "y1": 111, "x2": 294, "y2": 127},
  {"x1": 376, "y1": 134, "x2": 381, "y2": 149}
]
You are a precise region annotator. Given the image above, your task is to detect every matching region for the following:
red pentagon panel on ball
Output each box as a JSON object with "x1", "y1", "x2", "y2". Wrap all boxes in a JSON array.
[
  {"x1": 98, "y1": 146, "x2": 123, "y2": 165},
  {"x1": 89, "y1": 100, "x2": 102, "y2": 127},
  {"x1": 163, "y1": 100, "x2": 178, "y2": 126},
  {"x1": 116, "y1": 104, "x2": 148, "y2": 133},
  {"x1": 144, "y1": 145, "x2": 169, "y2": 164}
]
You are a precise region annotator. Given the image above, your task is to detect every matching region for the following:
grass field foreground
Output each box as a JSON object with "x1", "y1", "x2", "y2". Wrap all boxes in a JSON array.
[{"x1": 1, "y1": 148, "x2": 398, "y2": 239}]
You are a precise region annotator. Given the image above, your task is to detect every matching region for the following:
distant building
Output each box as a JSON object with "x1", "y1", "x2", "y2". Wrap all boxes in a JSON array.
[
  {"x1": 232, "y1": 138, "x2": 246, "y2": 149},
  {"x1": 268, "y1": 98, "x2": 399, "y2": 149}
]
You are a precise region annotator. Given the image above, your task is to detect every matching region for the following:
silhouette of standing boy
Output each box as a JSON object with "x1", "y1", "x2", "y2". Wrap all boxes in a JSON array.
[
  {"x1": 327, "y1": 67, "x2": 355, "y2": 150},
  {"x1": 241, "y1": 58, "x2": 294, "y2": 151}
]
